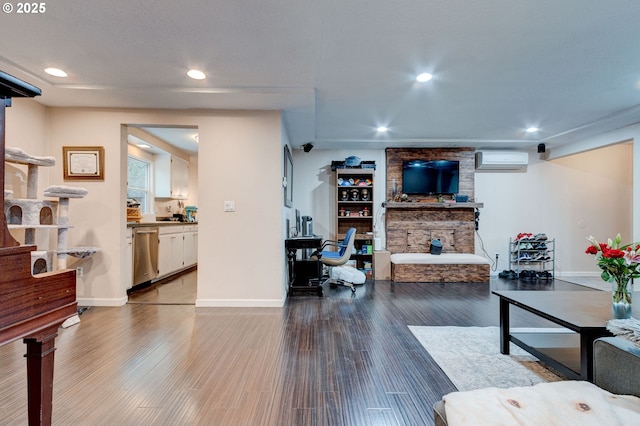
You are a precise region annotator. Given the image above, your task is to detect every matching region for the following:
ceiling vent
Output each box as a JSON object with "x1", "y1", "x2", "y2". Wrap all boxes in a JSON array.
[{"x1": 475, "y1": 151, "x2": 529, "y2": 170}]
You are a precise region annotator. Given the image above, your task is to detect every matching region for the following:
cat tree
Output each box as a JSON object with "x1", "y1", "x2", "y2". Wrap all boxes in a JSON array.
[{"x1": 4, "y1": 147, "x2": 100, "y2": 326}]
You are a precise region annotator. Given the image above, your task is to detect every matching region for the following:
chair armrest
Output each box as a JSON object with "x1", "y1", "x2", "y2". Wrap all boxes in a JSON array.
[
  {"x1": 310, "y1": 240, "x2": 340, "y2": 259},
  {"x1": 593, "y1": 336, "x2": 640, "y2": 397}
]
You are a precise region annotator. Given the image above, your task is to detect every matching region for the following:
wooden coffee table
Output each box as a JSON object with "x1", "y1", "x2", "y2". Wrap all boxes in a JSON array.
[{"x1": 491, "y1": 290, "x2": 628, "y2": 381}]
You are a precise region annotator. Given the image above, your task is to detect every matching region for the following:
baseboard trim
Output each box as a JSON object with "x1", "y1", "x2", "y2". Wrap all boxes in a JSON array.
[
  {"x1": 556, "y1": 271, "x2": 600, "y2": 278},
  {"x1": 195, "y1": 298, "x2": 285, "y2": 308},
  {"x1": 77, "y1": 296, "x2": 128, "y2": 307}
]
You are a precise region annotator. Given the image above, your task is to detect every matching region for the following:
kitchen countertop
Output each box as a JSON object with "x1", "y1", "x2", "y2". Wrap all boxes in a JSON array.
[{"x1": 127, "y1": 221, "x2": 197, "y2": 228}]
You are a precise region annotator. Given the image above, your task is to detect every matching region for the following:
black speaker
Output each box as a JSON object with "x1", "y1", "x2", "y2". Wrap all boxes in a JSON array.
[{"x1": 537, "y1": 143, "x2": 546, "y2": 153}]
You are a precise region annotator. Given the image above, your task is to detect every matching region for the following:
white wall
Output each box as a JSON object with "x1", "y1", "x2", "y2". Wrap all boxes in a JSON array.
[
  {"x1": 5, "y1": 99, "x2": 53, "y2": 249},
  {"x1": 293, "y1": 145, "x2": 631, "y2": 278},
  {"x1": 476, "y1": 144, "x2": 632, "y2": 276},
  {"x1": 195, "y1": 111, "x2": 285, "y2": 306},
  {"x1": 292, "y1": 149, "x2": 386, "y2": 243},
  {"x1": 7, "y1": 103, "x2": 285, "y2": 307}
]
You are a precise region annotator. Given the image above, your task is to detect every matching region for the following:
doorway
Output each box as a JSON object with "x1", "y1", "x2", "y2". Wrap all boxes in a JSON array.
[{"x1": 125, "y1": 124, "x2": 199, "y2": 304}]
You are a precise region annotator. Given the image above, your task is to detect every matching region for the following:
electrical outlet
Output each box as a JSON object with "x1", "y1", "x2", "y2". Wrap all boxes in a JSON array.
[
  {"x1": 76, "y1": 267, "x2": 83, "y2": 277},
  {"x1": 494, "y1": 252, "x2": 500, "y2": 260}
]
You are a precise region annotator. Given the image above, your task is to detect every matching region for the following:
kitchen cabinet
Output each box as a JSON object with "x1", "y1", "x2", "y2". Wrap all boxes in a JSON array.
[
  {"x1": 126, "y1": 227, "x2": 133, "y2": 289},
  {"x1": 183, "y1": 225, "x2": 198, "y2": 267},
  {"x1": 158, "y1": 226, "x2": 184, "y2": 278},
  {"x1": 155, "y1": 153, "x2": 189, "y2": 199},
  {"x1": 155, "y1": 224, "x2": 198, "y2": 279}
]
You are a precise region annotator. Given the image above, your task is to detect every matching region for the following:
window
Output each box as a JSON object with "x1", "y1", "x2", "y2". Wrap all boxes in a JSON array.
[{"x1": 127, "y1": 156, "x2": 152, "y2": 214}]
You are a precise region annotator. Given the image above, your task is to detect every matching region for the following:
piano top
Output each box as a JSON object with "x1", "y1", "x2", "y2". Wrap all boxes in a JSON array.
[{"x1": 0, "y1": 70, "x2": 41, "y2": 98}]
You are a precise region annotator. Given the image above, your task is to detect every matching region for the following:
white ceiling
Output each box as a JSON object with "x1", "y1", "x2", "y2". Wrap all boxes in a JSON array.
[{"x1": 2, "y1": 0, "x2": 640, "y2": 153}]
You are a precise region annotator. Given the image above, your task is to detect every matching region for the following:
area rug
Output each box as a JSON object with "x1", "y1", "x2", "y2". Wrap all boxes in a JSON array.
[{"x1": 408, "y1": 326, "x2": 565, "y2": 391}]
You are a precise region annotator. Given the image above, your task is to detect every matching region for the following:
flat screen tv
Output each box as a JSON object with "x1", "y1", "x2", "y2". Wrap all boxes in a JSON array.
[{"x1": 402, "y1": 160, "x2": 459, "y2": 195}]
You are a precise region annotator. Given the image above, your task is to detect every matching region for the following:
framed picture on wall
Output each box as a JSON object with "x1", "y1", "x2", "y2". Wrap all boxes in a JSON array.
[
  {"x1": 283, "y1": 145, "x2": 293, "y2": 207},
  {"x1": 63, "y1": 146, "x2": 105, "y2": 181}
]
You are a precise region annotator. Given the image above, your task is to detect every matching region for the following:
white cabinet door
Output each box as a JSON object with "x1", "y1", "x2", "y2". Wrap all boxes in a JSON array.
[
  {"x1": 158, "y1": 226, "x2": 184, "y2": 277},
  {"x1": 157, "y1": 233, "x2": 174, "y2": 278},
  {"x1": 155, "y1": 154, "x2": 189, "y2": 199},
  {"x1": 126, "y1": 228, "x2": 133, "y2": 289},
  {"x1": 171, "y1": 156, "x2": 189, "y2": 199},
  {"x1": 170, "y1": 233, "x2": 184, "y2": 272},
  {"x1": 183, "y1": 229, "x2": 197, "y2": 267}
]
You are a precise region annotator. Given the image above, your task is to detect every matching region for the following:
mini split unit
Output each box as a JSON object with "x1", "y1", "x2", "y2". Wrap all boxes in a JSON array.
[{"x1": 475, "y1": 151, "x2": 529, "y2": 170}]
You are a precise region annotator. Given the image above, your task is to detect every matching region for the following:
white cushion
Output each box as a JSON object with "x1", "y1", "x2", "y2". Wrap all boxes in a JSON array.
[
  {"x1": 330, "y1": 265, "x2": 366, "y2": 284},
  {"x1": 443, "y1": 380, "x2": 640, "y2": 426},
  {"x1": 390, "y1": 253, "x2": 490, "y2": 265}
]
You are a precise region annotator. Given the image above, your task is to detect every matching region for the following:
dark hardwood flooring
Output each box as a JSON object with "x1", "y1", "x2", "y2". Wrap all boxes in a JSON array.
[{"x1": 0, "y1": 272, "x2": 595, "y2": 425}]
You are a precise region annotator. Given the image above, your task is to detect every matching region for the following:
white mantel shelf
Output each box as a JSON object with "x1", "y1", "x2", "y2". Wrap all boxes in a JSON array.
[{"x1": 384, "y1": 202, "x2": 484, "y2": 209}]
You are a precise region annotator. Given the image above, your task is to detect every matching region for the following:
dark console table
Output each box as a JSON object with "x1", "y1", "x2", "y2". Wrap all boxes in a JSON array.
[
  {"x1": 492, "y1": 290, "x2": 621, "y2": 381},
  {"x1": 285, "y1": 236, "x2": 323, "y2": 296}
]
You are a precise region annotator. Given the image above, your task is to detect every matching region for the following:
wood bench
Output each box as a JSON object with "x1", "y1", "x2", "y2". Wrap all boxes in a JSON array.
[{"x1": 390, "y1": 253, "x2": 490, "y2": 283}]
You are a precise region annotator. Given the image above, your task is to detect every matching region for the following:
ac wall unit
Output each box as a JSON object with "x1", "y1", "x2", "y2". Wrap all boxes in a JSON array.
[{"x1": 475, "y1": 151, "x2": 529, "y2": 170}]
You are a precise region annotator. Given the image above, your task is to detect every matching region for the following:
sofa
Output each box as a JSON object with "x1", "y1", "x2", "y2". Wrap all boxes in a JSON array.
[{"x1": 433, "y1": 336, "x2": 640, "y2": 425}]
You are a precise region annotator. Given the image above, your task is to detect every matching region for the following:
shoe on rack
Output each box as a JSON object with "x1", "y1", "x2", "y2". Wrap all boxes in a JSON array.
[
  {"x1": 518, "y1": 253, "x2": 532, "y2": 261},
  {"x1": 533, "y1": 233, "x2": 548, "y2": 241},
  {"x1": 532, "y1": 242, "x2": 547, "y2": 250}
]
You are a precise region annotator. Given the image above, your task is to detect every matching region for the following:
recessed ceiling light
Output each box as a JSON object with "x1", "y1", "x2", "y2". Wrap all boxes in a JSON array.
[
  {"x1": 136, "y1": 143, "x2": 151, "y2": 149},
  {"x1": 525, "y1": 127, "x2": 539, "y2": 133},
  {"x1": 187, "y1": 69, "x2": 206, "y2": 80},
  {"x1": 376, "y1": 126, "x2": 389, "y2": 133},
  {"x1": 416, "y1": 72, "x2": 433, "y2": 83},
  {"x1": 44, "y1": 67, "x2": 68, "y2": 78}
]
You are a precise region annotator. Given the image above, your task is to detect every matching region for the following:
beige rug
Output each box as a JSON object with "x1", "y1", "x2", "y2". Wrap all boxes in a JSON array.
[{"x1": 408, "y1": 326, "x2": 565, "y2": 391}]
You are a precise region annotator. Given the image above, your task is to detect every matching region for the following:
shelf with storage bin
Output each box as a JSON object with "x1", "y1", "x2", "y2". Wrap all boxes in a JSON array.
[
  {"x1": 335, "y1": 167, "x2": 375, "y2": 278},
  {"x1": 509, "y1": 236, "x2": 555, "y2": 280}
]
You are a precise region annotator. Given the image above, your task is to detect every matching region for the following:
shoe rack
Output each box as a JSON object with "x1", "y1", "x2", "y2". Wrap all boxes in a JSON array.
[{"x1": 509, "y1": 234, "x2": 555, "y2": 280}]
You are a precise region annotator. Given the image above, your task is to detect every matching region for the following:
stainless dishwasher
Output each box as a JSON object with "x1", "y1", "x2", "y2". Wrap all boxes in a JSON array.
[{"x1": 132, "y1": 226, "x2": 159, "y2": 286}]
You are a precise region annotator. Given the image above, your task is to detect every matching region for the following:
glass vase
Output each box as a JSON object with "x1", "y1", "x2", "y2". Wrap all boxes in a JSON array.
[{"x1": 611, "y1": 276, "x2": 633, "y2": 319}]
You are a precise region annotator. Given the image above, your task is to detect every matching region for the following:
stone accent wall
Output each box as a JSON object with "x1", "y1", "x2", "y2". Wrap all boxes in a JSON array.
[
  {"x1": 386, "y1": 204, "x2": 476, "y2": 253},
  {"x1": 385, "y1": 148, "x2": 477, "y2": 254},
  {"x1": 385, "y1": 147, "x2": 475, "y2": 201}
]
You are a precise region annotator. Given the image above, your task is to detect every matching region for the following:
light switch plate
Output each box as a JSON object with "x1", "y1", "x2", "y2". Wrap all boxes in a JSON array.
[{"x1": 224, "y1": 200, "x2": 236, "y2": 212}]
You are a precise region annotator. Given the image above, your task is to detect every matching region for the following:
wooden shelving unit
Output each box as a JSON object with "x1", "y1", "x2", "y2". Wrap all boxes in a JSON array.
[{"x1": 335, "y1": 168, "x2": 375, "y2": 278}]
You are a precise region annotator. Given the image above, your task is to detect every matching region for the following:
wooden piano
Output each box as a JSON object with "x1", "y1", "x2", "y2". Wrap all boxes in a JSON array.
[{"x1": 0, "y1": 71, "x2": 77, "y2": 425}]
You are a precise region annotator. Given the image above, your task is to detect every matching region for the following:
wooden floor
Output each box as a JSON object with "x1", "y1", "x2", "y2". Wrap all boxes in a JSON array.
[{"x1": 0, "y1": 272, "x2": 593, "y2": 425}]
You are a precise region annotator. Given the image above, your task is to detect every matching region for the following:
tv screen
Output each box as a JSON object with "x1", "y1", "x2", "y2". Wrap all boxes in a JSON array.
[{"x1": 402, "y1": 160, "x2": 460, "y2": 195}]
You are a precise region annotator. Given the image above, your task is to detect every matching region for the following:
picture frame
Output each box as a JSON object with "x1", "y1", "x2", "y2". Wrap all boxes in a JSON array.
[
  {"x1": 63, "y1": 146, "x2": 105, "y2": 181},
  {"x1": 283, "y1": 145, "x2": 293, "y2": 207}
]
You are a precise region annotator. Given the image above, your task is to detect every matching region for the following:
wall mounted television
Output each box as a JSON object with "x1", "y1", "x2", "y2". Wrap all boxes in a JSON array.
[{"x1": 402, "y1": 160, "x2": 460, "y2": 195}]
